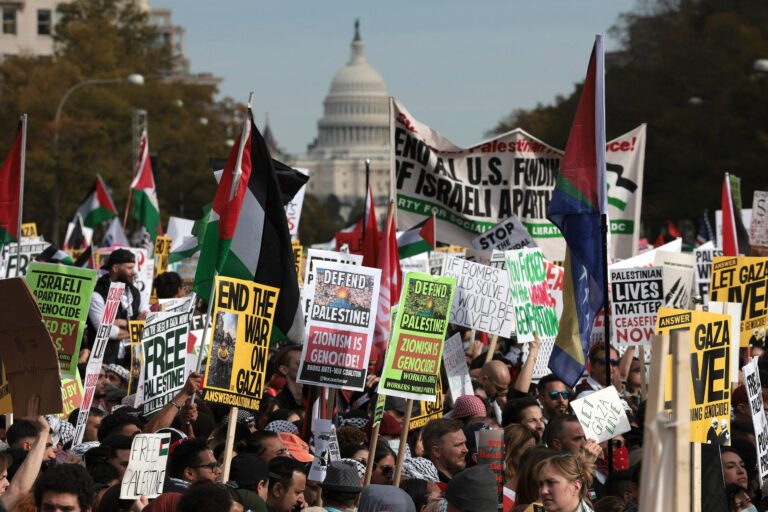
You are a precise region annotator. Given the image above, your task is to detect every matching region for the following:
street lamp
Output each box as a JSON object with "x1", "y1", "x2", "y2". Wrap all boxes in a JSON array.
[{"x1": 52, "y1": 74, "x2": 144, "y2": 245}]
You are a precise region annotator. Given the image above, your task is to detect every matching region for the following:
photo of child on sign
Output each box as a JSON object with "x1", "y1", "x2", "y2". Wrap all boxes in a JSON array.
[{"x1": 206, "y1": 311, "x2": 237, "y2": 389}]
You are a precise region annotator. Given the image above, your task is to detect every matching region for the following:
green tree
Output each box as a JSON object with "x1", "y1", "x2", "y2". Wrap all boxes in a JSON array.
[{"x1": 488, "y1": 0, "x2": 768, "y2": 237}]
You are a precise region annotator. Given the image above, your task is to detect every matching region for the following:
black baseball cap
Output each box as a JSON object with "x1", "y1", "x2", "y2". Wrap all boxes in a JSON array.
[{"x1": 100, "y1": 248, "x2": 135, "y2": 270}]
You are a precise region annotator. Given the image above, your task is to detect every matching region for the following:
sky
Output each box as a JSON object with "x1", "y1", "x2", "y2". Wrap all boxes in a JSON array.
[{"x1": 154, "y1": 1, "x2": 638, "y2": 155}]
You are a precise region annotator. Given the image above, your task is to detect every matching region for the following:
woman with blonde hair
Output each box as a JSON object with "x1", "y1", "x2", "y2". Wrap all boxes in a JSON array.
[
  {"x1": 503, "y1": 424, "x2": 538, "y2": 510},
  {"x1": 534, "y1": 452, "x2": 595, "y2": 512}
]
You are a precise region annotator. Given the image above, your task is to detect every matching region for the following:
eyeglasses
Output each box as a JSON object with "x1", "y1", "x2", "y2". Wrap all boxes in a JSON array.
[
  {"x1": 548, "y1": 391, "x2": 569, "y2": 400},
  {"x1": 192, "y1": 463, "x2": 221, "y2": 472}
]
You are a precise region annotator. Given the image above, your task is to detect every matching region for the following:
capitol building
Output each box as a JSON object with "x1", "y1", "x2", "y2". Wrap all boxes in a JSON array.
[{"x1": 290, "y1": 21, "x2": 391, "y2": 216}]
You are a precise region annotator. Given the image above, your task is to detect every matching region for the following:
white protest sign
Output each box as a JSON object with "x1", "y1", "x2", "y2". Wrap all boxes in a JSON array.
[
  {"x1": 138, "y1": 308, "x2": 191, "y2": 414},
  {"x1": 120, "y1": 433, "x2": 171, "y2": 500},
  {"x1": 610, "y1": 267, "x2": 663, "y2": 347},
  {"x1": 654, "y1": 250, "x2": 695, "y2": 310},
  {"x1": 694, "y1": 242, "x2": 723, "y2": 306},
  {"x1": 308, "y1": 418, "x2": 341, "y2": 482},
  {"x1": 0, "y1": 241, "x2": 50, "y2": 277},
  {"x1": 751, "y1": 191, "x2": 768, "y2": 247},
  {"x1": 72, "y1": 282, "x2": 125, "y2": 446},
  {"x1": 442, "y1": 333, "x2": 473, "y2": 400},
  {"x1": 285, "y1": 168, "x2": 309, "y2": 240},
  {"x1": 570, "y1": 386, "x2": 631, "y2": 443},
  {"x1": 302, "y1": 249, "x2": 363, "y2": 326},
  {"x1": 742, "y1": 360, "x2": 768, "y2": 484},
  {"x1": 470, "y1": 215, "x2": 536, "y2": 253},
  {"x1": 442, "y1": 256, "x2": 515, "y2": 337},
  {"x1": 400, "y1": 252, "x2": 430, "y2": 274}
]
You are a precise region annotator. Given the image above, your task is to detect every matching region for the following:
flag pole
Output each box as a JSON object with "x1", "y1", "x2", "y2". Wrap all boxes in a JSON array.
[
  {"x1": 363, "y1": 158, "x2": 370, "y2": 240},
  {"x1": 601, "y1": 212, "x2": 613, "y2": 475},
  {"x1": 15, "y1": 114, "x2": 27, "y2": 278}
]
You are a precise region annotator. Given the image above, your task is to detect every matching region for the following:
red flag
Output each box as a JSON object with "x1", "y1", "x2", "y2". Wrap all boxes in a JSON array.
[
  {"x1": 666, "y1": 219, "x2": 681, "y2": 238},
  {"x1": 0, "y1": 120, "x2": 24, "y2": 245},
  {"x1": 372, "y1": 202, "x2": 402, "y2": 369},
  {"x1": 361, "y1": 186, "x2": 379, "y2": 267},
  {"x1": 722, "y1": 173, "x2": 739, "y2": 256}
]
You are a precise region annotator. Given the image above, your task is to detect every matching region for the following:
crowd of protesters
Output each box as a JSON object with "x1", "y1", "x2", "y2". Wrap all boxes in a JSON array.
[{"x1": 0, "y1": 257, "x2": 764, "y2": 512}]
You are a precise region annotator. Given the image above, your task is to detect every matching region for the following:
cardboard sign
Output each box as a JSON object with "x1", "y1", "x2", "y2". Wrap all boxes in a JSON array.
[
  {"x1": 505, "y1": 248, "x2": 557, "y2": 342},
  {"x1": 742, "y1": 360, "x2": 768, "y2": 484},
  {"x1": 470, "y1": 215, "x2": 536, "y2": 253},
  {"x1": 202, "y1": 276, "x2": 278, "y2": 409},
  {"x1": 477, "y1": 429, "x2": 505, "y2": 509},
  {"x1": 409, "y1": 378, "x2": 444, "y2": 429},
  {"x1": 128, "y1": 321, "x2": 145, "y2": 397},
  {"x1": 0, "y1": 277, "x2": 65, "y2": 415},
  {"x1": 26, "y1": 262, "x2": 97, "y2": 377},
  {"x1": 297, "y1": 262, "x2": 381, "y2": 391},
  {"x1": 751, "y1": 191, "x2": 768, "y2": 247},
  {"x1": 72, "y1": 281, "x2": 125, "y2": 444},
  {"x1": 442, "y1": 332, "x2": 474, "y2": 400},
  {"x1": 442, "y1": 256, "x2": 515, "y2": 337},
  {"x1": 60, "y1": 375, "x2": 83, "y2": 420},
  {"x1": 710, "y1": 256, "x2": 768, "y2": 347},
  {"x1": 120, "y1": 433, "x2": 171, "y2": 499},
  {"x1": 654, "y1": 250, "x2": 695, "y2": 309},
  {"x1": 379, "y1": 272, "x2": 455, "y2": 401},
  {"x1": 610, "y1": 266, "x2": 663, "y2": 346},
  {"x1": 694, "y1": 242, "x2": 723, "y2": 306},
  {"x1": 302, "y1": 249, "x2": 363, "y2": 326},
  {"x1": 571, "y1": 386, "x2": 631, "y2": 443},
  {"x1": 308, "y1": 418, "x2": 340, "y2": 482},
  {"x1": 656, "y1": 308, "x2": 732, "y2": 444},
  {"x1": 0, "y1": 241, "x2": 50, "y2": 277},
  {"x1": 20, "y1": 222, "x2": 37, "y2": 238},
  {"x1": 139, "y1": 309, "x2": 192, "y2": 414},
  {"x1": 292, "y1": 241, "x2": 303, "y2": 285}
]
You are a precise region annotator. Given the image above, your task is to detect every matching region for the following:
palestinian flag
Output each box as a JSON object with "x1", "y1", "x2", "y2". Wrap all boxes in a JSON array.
[
  {"x1": 0, "y1": 118, "x2": 25, "y2": 248},
  {"x1": 76, "y1": 175, "x2": 118, "y2": 228},
  {"x1": 64, "y1": 214, "x2": 87, "y2": 250},
  {"x1": 194, "y1": 111, "x2": 303, "y2": 344},
  {"x1": 35, "y1": 245, "x2": 74, "y2": 265},
  {"x1": 130, "y1": 131, "x2": 161, "y2": 239},
  {"x1": 169, "y1": 204, "x2": 212, "y2": 264},
  {"x1": 397, "y1": 215, "x2": 435, "y2": 259}
]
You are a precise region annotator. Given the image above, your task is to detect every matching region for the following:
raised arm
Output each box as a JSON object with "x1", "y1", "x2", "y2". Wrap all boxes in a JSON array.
[
  {"x1": 143, "y1": 372, "x2": 202, "y2": 433},
  {"x1": 514, "y1": 333, "x2": 542, "y2": 394}
]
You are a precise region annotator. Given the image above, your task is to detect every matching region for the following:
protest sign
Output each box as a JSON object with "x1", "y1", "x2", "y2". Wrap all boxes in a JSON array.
[
  {"x1": 297, "y1": 262, "x2": 381, "y2": 391},
  {"x1": 505, "y1": 248, "x2": 557, "y2": 342},
  {"x1": 409, "y1": 378, "x2": 444, "y2": 429},
  {"x1": 73, "y1": 281, "x2": 125, "y2": 443},
  {"x1": 120, "y1": 433, "x2": 171, "y2": 500},
  {"x1": 571, "y1": 386, "x2": 631, "y2": 443},
  {"x1": 128, "y1": 320, "x2": 144, "y2": 396},
  {"x1": 710, "y1": 256, "x2": 768, "y2": 347},
  {"x1": 443, "y1": 256, "x2": 515, "y2": 337},
  {"x1": 186, "y1": 313, "x2": 209, "y2": 376},
  {"x1": 21, "y1": 222, "x2": 37, "y2": 238},
  {"x1": 292, "y1": 241, "x2": 303, "y2": 285},
  {"x1": 654, "y1": 250, "x2": 695, "y2": 309},
  {"x1": 709, "y1": 301, "x2": 742, "y2": 386},
  {"x1": 656, "y1": 307, "x2": 732, "y2": 444},
  {"x1": 392, "y1": 98, "x2": 645, "y2": 263},
  {"x1": 442, "y1": 333, "x2": 473, "y2": 400},
  {"x1": 478, "y1": 429, "x2": 505, "y2": 509},
  {"x1": 401, "y1": 252, "x2": 430, "y2": 274},
  {"x1": 751, "y1": 191, "x2": 768, "y2": 247},
  {"x1": 0, "y1": 241, "x2": 49, "y2": 277},
  {"x1": 470, "y1": 215, "x2": 536, "y2": 253},
  {"x1": 139, "y1": 308, "x2": 192, "y2": 414},
  {"x1": 0, "y1": 278, "x2": 65, "y2": 415},
  {"x1": 202, "y1": 276, "x2": 278, "y2": 410},
  {"x1": 154, "y1": 236, "x2": 171, "y2": 275},
  {"x1": 60, "y1": 375, "x2": 83, "y2": 420},
  {"x1": 428, "y1": 252, "x2": 445, "y2": 276},
  {"x1": 308, "y1": 418, "x2": 341, "y2": 482},
  {"x1": 610, "y1": 266, "x2": 663, "y2": 346},
  {"x1": 302, "y1": 249, "x2": 363, "y2": 325},
  {"x1": 695, "y1": 242, "x2": 723, "y2": 306},
  {"x1": 379, "y1": 272, "x2": 455, "y2": 401},
  {"x1": 742, "y1": 360, "x2": 768, "y2": 484},
  {"x1": 285, "y1": 168, "x2": 308, "y2": 239},
  {"x1": 26, "y1": 262, "x2": 97, "y2": 376}
]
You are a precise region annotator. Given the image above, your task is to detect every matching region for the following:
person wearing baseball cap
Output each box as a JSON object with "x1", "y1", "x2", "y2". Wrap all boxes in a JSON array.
[
  {"x1": 278, "y1": 432, "x2": 314, "y2": 462},
  {"x1": 87, "y1": 248, "x2": 149, "y2": 365}
]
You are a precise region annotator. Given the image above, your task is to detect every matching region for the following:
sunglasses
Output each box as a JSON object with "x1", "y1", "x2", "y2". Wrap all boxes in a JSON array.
[
  {"x1": 596, "y1": 358, "x2": 620, "y2": 367},
  {"x1": 547, "y1": 391, "x2": 569, "y2": 400}
]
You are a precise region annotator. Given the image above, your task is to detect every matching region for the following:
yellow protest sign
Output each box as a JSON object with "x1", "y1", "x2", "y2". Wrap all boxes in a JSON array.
[
  {"x1": 409, "y1": 379, "x2": 444, "y2": 430},
  {"x1": 128, "y1": 320, "x2": 145, "y2": 396},
  {"x1": 710, "y1": 256, "x2": 768, "y2": 347},
  {"x1": 656, "y1": 307, "x2": 732, "y2": 444},
  {"x1": 60, "y1": 375, "x2": 83, "y2": 420},
  {"x1": 292, "y1": 240, "x2": 303, "y2": 285},
  {"x1": 202, "y1": 276, "x2": 279, "y2": 409},
  {"x1": 20, "y1": 222, "x2": 37, "y2": 238},
  {"x1": 154, "y1": 236, "x2": 172, "y2": 275}
]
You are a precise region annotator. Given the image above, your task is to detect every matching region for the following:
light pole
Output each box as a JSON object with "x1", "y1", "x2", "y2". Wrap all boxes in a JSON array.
[{"x1": 52, "y1": 73, "x2": 144, "y2": 245}]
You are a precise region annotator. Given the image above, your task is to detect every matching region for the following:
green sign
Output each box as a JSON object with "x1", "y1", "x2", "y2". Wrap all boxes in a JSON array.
[
  {"x1": 26, "y1": 262, "x2": 97, "y2": 377},
  {"x1": 378, "y1": 272, "x2": 456, "y2": 401}
]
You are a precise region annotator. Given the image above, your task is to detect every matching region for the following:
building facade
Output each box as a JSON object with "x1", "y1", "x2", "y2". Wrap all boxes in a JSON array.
[{"x1": 0, "y1": 0, "x2": 59, "y2": 58}]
